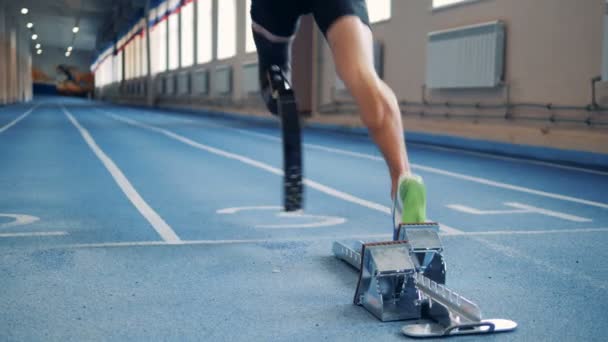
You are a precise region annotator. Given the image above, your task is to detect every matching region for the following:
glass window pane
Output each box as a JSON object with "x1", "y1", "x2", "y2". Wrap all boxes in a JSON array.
[
  {"x1": 217, "y1": 0, "x2": 236, "y2": 59},
  {"x1": 433, "y1": 0, "x2": 469, "y2": 8},
  {"x1": 135, "y1": 35, "x2": 141, "y2": 77},
  {"x1": 168, "y1": 12, "x2": 180, "y2": 70},
  {"x1": 367, "y1": 0, "x2": 391, "y2": 23},
  {"x1": 158, "y1": 22, "x2": 167, "y2": 73},
  {"x1": 245, "y1": 0, "x2": 256, "y2": 53},
  {"x1": 197, "y1": 0, "x2": 212, "y2": 64},
  {"x1": 141, "y1": 30, "x2": 148, "y2": 76},
  {"x1": 114, "y1": 51, "x2": 123, "y2": 82},
  {"x1": 181, "y1": 1, "x2": 194, "y2": 67}
]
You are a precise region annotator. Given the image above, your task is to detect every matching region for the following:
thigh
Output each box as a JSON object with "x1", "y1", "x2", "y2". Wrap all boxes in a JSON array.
[
  {"x1": 250, "y1": 0, "x2": 305, "y2": 38},
  {"x1": 311, "y1": 0, "x2": 370, "y2": 36}
]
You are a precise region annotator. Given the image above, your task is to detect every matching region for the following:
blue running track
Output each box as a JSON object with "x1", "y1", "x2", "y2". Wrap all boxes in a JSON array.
[{"x1": 1, "y1": 97, "x2": 607, "y2": 341}]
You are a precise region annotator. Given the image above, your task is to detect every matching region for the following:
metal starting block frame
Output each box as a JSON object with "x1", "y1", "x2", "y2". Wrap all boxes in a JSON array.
[{"x1": 333, "y1": 222, "x2": 517, "y2": 338}]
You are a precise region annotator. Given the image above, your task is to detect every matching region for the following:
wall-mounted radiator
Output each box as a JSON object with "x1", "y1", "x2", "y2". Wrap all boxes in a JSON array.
[{"x1": 426, "y1": 21, "x2": 505, "y2": 89}]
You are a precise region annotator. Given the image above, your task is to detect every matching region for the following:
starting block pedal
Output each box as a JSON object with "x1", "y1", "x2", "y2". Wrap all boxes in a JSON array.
[{"x1": 333, "y1": 223, "x2": 517, "y2": 338}]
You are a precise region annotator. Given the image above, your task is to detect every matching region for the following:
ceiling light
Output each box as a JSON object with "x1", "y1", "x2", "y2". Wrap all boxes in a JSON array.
[
  {"x1": 21, "y1": 8, "x2": 28, "y2": 15},
  {"x1": 67, "y1": 46, "x2": 73, "y2": 52},
  {"x1": 35, "y1": 43, "x2": 41, "y2": 49},
  {"x1": 65, "y1": 51, "x2": 71, "y2": 57},
  {"x1": 31, "y1": 34, "x2": 38, "y2": 40},
  {"x1": 72, "y1": 26, "x2": 79, "y2": 33},
  {"x1": 26, "y1": 22, "x2": 33, "y2": 29},
  {"x1": 37, "y1": 49, "x2": 42, "y2": 55}
]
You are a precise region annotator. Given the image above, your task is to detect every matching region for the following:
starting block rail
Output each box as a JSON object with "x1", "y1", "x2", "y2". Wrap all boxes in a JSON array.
[{"x1": 333, "y1": 222, "x2": 517, "y2": 338}]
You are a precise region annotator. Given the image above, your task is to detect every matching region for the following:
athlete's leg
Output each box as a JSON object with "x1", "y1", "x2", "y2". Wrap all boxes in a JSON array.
[
  {"x1": 313, "y1": 1, "x2": 425, "y2": 229},
  {"x1": 325, "y1": 16, "x2": 410, "y2": 197}
]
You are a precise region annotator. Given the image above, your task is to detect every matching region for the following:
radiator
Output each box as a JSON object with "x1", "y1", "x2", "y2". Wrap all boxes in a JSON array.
[
  {"x1": 426, "y1": 21, "x2": 505, "y2": 89},
  {"x1": 242, "y1": 63, "x2": 260, "y2": 94},
  {"x1": 215, "y1": 66, "x2": 232, "y2": 95}
]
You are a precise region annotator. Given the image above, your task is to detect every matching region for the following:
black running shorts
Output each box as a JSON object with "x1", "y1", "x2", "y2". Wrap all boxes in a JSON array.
[{"x1": 250, "y1": 0, "x2": 371, "y2": 38}]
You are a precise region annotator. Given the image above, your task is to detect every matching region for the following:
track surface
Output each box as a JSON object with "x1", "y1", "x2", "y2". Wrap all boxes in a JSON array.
[{"x1": 1, "y1": 98, "x2": 607, "y2": 341}]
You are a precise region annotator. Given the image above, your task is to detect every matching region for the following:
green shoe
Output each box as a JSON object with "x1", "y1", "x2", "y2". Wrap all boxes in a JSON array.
[{"x1": 392, "y1": 174, "x2": 427, "y2": 240}]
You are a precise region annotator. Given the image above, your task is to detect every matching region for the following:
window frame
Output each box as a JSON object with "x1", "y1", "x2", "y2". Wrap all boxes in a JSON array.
[{"x1": 431, "y1": 0, "x2": 486, "y2": 12}]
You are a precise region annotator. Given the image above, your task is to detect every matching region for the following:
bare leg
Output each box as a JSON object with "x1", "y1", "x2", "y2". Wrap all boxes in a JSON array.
[{"x1": 326, "y1": 16, "x2": 410, "y2": 197}]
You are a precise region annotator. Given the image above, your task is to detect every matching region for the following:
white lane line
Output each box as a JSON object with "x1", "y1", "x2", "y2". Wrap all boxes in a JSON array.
[
  {"x1": 256, "y1": 212, "x2": 347, "y2": 229},
  {"x1": 442, "y1": 227, "x2": 608, "y2": 236},
  {"x1": 147, "y1": 115, "x2": 608, "y2": 210},
  {"x1": 62, "y1": 106, "x2": 181, "y2": 244},
  {"x1": 447, "y1": 204, "x2": 528, "y2": 215},
  {"x1": 47, "y1": 226, "x2": 608, "y2": 249},
  {"x1": 103, "y1": 111, "x2": 461, "y2": 234},
  {"x1": 0, "y1": 105, "x2": 39, "y2": 134},
  {"x1": 413, "y1": 165, "x2": 608, "y2": 210},
  {"x1": 0, "y1": 232, "x2": 68, "y2": 238},
  {"x1": 504, "y1": 202, "x2": 592, "y2": 223},
  {"x1": 408, "y1": 142, "x2": 608, "y2": 177}
]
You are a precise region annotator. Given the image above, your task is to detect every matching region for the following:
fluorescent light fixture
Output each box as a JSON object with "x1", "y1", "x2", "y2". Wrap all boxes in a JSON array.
[
  {"x1": 31, "y1": 34, "x2": 38, "y2": 40},
  {"x1": 35, "y1": 43, "x2": 41, "y2": 49},
  {"x1": 72, "y1": 26, "x2": 79, "y2": 33},
  {"x1": 37, "y1": 49, "x2": 42, "y2": 55},
  {"x1": 26, "y1": 22, "x2": 34, "y2": 29},
  {"x1": 67, "y1": 46, "x2": 73, "y2": 52},
  {"x1": 65, "y1": 51, "x2": 71, "y2": 57},
  {"x1": 21, "y1": 8, "x2": 28, "y2": 15}
]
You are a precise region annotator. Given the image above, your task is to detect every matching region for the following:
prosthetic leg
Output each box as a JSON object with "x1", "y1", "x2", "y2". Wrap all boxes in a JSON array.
[{"x1": 266, "y1": 65, "x2": 303, "y2": 212}]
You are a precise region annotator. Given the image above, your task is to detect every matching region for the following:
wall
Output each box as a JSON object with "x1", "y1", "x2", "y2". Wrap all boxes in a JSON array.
[
  {"x1": 316, "y1": 0, "x2": 607, "y2": 154},
  {"x1": 0, "y1": 0, "x2": 33, "y2": 105},
  {"x1": 95, "y1": 0, "x2": 608, "y2": 155}
]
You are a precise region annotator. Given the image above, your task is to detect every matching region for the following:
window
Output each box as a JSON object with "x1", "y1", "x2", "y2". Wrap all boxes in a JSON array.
[
  {"x1": 151, "y1": 3, "x2": 168, "y2": 74},
  {"x1": 125, "y1": 41, "x2": 133, "y2": 80},
  {"x1": 432, "y1": 0, "x2": 478, "y2": 9},
  {"x1": 216, "y1": 0, "x2": 236, "y2": 59},
  {"x1": 134, "y1": 34, "x2": 142, "y2": 77},
  {"x1": 197, "y1": 0, "x2": 212, "y2": 64},
  {"x1": 181, "y1": 1, "x2": 195, "y2": 67},
  {"x1": 245, "y1": 0, "x2": 255, "y2": 53},
  {"x1": 168, "y1": 11, "x2": 180, "y2": 70},
  {"x1": 141, "y1": 30, "x2": 148, "y2": 76},
  {"x1": 367, "y1": 0, "x2": 391, "y2": 23},
  {"x1": 113, "y1": 50, "x2": 123, "y2": 83}
]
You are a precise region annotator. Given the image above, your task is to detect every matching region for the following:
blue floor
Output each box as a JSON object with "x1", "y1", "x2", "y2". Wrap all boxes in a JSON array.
[{"x1": 1, "y1": 97, "x2": 607, "y2": 341}]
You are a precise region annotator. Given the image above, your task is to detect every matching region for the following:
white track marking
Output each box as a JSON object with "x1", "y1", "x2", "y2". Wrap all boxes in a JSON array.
[
  {"x1": 217, "y1": 206, "x2": 346, "y2": 229},
  {"x1": 0, "y1": 105, "x2": 38, "y2": 134},
  {"x1": 148, "y1": 115, "x2": 608, "y2": 210},
  {"x1": 447, "y1": 204, "x2": 527, "y2": 215},
  {"x1": 447, "y1": 202, "x2": 592, "y2": 222},
  {"x1": 104, "y1": 112, "x2": 462, "y2": 234},
  {"x1": 62, "y1": 106, "x2": 181, "y2": 244},
  {"x1": 0, "y1": 214, "x2": 40, "y2": 229},
  {"x1": 441, "y1": 227, "x2": 608, "y2": 236},
  {"x1": 413, "y1": 165, "x2": 608, "y2": 209},
  {"x1": 46, "y1": 226, "x2": 608, "y2": 249},
  {"x1": 504, "y1": 202, "x2": 592, "y2": 223},
  {"x1": 217, "y1": 206, "x2": 283, "y2": 214},
  {"x1": 408, "y1": 142, "x2": 608, "y2": 177},
  {"x1": 256, "y1": 212, "x2": 346, "y2": 229},
  {"x1": 0, "y1": 232, "x2": 67, "y2": 238}
]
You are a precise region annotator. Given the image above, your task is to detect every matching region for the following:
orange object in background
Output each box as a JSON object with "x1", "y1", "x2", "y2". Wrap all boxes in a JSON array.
[{"x1": 33, "y1": 65, "x2": 95, "y2": 97}]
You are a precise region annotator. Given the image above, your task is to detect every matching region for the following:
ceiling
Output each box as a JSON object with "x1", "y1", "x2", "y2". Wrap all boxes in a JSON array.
[{"x1": 6, "y1": 0, "x2": 147, "y2": 55}]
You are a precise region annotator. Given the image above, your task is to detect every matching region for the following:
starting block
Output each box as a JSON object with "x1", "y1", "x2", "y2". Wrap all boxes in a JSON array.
[{"x1": 333, "y1": 223, "x2": 517, "y2": 338}]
